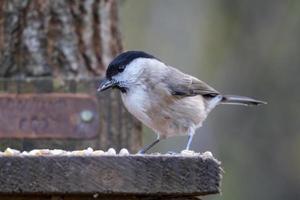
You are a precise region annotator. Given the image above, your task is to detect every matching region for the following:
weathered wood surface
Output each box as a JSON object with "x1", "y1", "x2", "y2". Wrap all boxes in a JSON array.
[
  {"x1": 0, "y1": 155, "x2": 221, "y2": 196},
  {"x1": 0, "y1": 195, "x2": 200, "y2": 200},
  {"x1": 0, "y1": 0, "x2": 122, "y2": 78}
]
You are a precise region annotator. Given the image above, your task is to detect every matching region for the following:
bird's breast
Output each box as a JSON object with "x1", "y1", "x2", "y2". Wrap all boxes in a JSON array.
[{"x1": 121, "y1": 87, "x2": 152, "y2": 127}]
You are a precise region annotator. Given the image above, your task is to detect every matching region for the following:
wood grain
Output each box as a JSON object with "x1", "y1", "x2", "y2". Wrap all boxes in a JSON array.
[
  {"x1": 0, "y1": 195, "x2": 201, "y2": 200},
  {"x1": 0, "y1": 155, "x2": 221, "y2": 196},
  {"x1": 0, "y1": 0, "x2": 122, "y2": 78}
]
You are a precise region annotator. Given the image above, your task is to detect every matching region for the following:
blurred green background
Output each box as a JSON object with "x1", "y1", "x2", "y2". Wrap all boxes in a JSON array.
[{"x1": 119, "y1": 0, "x2": 300, "y2": 199}]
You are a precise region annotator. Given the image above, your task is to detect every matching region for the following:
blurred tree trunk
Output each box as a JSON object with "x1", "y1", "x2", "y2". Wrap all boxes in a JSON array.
[
  {"x1": 0, "y1": 0, "x2": 142, "y2": 152},
  {"x1": 0, "y1": 0, "x2": 122, "y2": 78}
]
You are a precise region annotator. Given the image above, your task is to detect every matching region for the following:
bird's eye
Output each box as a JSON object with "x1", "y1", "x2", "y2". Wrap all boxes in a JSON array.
[{"x1": 118, "y1": 65, "x2": 126, "y2": 72}]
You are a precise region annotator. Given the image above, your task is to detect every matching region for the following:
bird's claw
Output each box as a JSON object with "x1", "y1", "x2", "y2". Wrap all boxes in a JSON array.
[{"x1": 166, "y1": 151, "x2": 178, "y2": 155}]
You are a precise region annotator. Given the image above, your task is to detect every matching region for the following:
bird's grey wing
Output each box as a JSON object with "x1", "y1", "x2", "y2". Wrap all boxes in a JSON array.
[{"x1": 165, "y1": 67, "x2": 219, "y2": 97}]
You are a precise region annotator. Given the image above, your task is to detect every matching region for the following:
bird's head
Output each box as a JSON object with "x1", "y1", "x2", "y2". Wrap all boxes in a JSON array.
[{"x1": 97, "y1": 51, "x2": 157, "y2": 93}]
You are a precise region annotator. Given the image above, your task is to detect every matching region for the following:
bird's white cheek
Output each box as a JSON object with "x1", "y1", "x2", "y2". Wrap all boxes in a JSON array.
[{"x1": 114, "y1": 72, "x2": 137, "y2": 86}]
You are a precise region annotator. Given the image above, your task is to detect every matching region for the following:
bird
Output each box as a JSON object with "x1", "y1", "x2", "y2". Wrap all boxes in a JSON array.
[{"x1": 97, "y1": 51, "x2": 266, "y2": 153}]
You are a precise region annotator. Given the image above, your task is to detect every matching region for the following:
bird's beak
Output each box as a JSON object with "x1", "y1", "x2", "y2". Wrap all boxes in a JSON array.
[{"x1": 97, "y1": 78, "x2": 117, "y2": 92}]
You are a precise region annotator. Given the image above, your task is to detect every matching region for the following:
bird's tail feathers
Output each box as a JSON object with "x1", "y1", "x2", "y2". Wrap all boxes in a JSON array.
[{"x1": 221, "y1": 95, "x2": 267, "y2": 106}]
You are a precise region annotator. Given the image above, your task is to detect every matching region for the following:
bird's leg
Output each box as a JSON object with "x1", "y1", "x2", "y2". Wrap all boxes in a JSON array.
[
  {"x1": 185, "y1": 128, "x2": 195, "y2": 150},
  {"x1": 206, "y1": 95, "x2": 223, "y2": 112},
  {"x1": 138, "y1": 134, "x2": 160, "y2": 154}
]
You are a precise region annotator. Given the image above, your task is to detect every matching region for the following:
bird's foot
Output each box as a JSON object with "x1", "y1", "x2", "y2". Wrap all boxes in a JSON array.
[
  {"x1": 137, "y1": 149, "x2": 146, "y2": 154},
  {"x1": 166, "y1": 151, "x2": 178, "y2": 155}
]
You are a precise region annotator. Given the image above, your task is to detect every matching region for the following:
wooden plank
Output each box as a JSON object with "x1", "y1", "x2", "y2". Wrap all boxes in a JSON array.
[
  {"x1": 0, "y1": 155, "x2": 221, "y2": 196},
  {"x1": 0, "y1": 195, "x2": 201, "y2": 200}
]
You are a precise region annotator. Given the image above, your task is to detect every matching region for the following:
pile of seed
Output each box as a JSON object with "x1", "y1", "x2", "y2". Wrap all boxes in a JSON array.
[
  {"x1": 0, "y1": 147, "x2": 213, "y2": 157},
  {"x1": 0, "y1": 147, "x2": 129, "y2": 156}
]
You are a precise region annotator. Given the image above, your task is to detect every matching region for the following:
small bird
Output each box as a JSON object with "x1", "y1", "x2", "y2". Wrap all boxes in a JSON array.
[{"x1": 98, "y1": 51, "x2": 266, "y2": 153}]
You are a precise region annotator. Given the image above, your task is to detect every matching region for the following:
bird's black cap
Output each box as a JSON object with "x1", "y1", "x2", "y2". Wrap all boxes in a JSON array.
[{"x1": 106, "y1": 51, "x2": 156, "y2": 79}]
